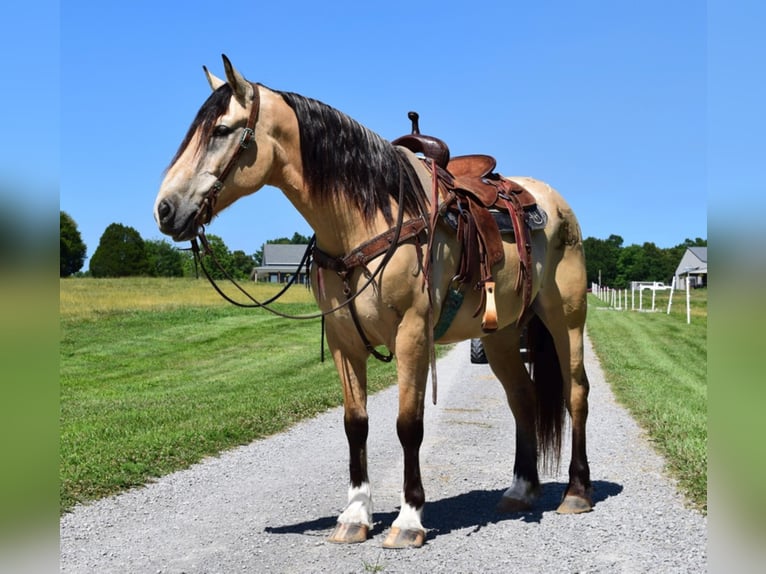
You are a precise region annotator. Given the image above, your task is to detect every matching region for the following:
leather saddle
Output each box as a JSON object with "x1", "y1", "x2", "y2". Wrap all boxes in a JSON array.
[{"x1": 392, "y1": 112, "x2": 544, "y2": 329}]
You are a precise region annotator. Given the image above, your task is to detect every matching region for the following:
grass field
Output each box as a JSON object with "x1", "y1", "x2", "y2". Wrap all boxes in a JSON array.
[
  {"x1": 585, "y1": 288, "x2": 707, "y2": 511},
  {"x1": 60, "y1": 278, "x2": 707, "y2": 514},
  {"x1": 60, "y1": 278, "x2": 398, "y2": 512}
]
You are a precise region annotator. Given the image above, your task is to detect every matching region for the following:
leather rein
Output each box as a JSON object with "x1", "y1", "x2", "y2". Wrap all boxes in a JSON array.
[{"x1": 189, "y1": 83, "x2": 429, "y2": 361}]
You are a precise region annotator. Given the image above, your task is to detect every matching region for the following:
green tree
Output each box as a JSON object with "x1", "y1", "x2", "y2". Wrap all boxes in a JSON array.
[
  {"x1": 583, "y1": 234, "x2": 623, "y2": 286},
  {"x1": 641, "y1": 242, "x2": 667, "y2": 282},
  {"x1": 145, "y1": 239, "x2": 184, "y2": 277},
  {"x1": 615, "y1": 244, "x2": 649, "y2": 287},
  {"x1": 230, "y1": 250, "x2": 255, "y2": 279},
  {"x1": 60, "y1": 211, "x2": 87, "y2": 277},
  {"x1": 191, "y1": 234, "x2": 235, "y2": 280},
  {"x1": 266, "y1": 232, "x2": 312, "y2": 245},
  {"x1": 89, "y1": 223, "x2": 149, "y2": 277}
]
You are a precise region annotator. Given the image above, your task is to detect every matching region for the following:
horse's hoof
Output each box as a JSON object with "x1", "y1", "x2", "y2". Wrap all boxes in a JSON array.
[
  {"x1": 382, "y1": 526, "x2": 426, "y2": 549},
  {"x1": 556, "y1": 495, "x2": 593, "y2": 514},
  {"x1": 496, "y1": 496, "x2": 534, "y2": 513},
  {"x1": 327, "y1": 522, "x2": 369, "y2": 544}
]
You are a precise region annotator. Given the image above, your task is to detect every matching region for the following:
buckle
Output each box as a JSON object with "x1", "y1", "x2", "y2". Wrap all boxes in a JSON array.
[{"x1": 240, "y1": 127, "x2": 255, "y2": 149}]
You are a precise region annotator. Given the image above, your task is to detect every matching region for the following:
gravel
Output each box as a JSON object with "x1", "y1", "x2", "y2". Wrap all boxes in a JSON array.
[{"x1": 60, "y1": 334, "x2": 707, "y2": 573}]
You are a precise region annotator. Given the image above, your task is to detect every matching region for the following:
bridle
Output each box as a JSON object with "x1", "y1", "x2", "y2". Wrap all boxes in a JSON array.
[{"x1": 194, "y1": 82, "x2": 262, "y2": 229}]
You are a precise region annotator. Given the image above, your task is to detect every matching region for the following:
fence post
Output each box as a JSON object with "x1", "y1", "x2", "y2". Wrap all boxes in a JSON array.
[
  {"x1": 667, "y1": 276, "x2": 676, "y2": 314},
  {"x1": 686, "y1": 278, "x2": 691, "y2": 324}
]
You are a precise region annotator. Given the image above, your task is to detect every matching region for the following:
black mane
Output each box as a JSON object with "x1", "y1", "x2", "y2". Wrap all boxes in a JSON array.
[{"x1": 279, "y1": 91, "x2": 426, "y2": 225}]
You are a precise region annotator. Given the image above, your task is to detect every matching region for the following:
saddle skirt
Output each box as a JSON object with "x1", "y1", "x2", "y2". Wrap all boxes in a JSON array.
[{"x1": 393, "y1": 116, "x2": 546, "y2": 331}]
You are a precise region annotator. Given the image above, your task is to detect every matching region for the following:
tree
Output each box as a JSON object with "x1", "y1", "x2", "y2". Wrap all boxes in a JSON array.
[
  {"x1": 230, "y1": 250, "x2": 255, "y2": 279},
  {"x1": 583, "y1": 234, "x2": 623, "y2": 286},
  {"x1": 189, "y1": 234, "x2": 237, "y2": 280},
  {"x1": 60, "y1": 211, "x2": 87, "y2": 277},
  {"x1": 145, "y1": 239, "x2": 184, "y2": 277},
  {"x1": 615, "y1": 244, "x2": 648, "y2": 287},
  {"x1": 89, "y1": 223, "x2": 149, "y2": 277}
]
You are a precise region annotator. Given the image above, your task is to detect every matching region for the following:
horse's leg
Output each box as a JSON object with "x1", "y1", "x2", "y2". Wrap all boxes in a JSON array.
[
  {"x1": 382, "y1": 316, "x2": 430, "y2": 549},
  {"x1": 535, "y1": 266, "x2": 593, "y2": 513},
  {"x1": 482, "y1": 327, "x2": 542, "y2": 511},
  {"x1": 324, "y1": 326, "x2": 374, "y2": 544},
  {"x1": 555, "y1": 320, "x2": 592, "y2": 513}
]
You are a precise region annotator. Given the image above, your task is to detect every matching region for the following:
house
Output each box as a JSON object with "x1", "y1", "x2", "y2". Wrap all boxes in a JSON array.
[
  {"x1": 252, "y1": 244, "x2": 310, "y2": 284},
  {"x1": 674, "y1": 246, "x2": 707, "y2": 289}
]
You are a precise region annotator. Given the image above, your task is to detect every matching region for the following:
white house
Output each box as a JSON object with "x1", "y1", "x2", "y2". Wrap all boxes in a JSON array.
[
  {"x1": 252, "y1": 244, "x2": 310, "y2": 283},
  {"x1": 674, "y1": 246, "x2": 707, "y2": 289}
]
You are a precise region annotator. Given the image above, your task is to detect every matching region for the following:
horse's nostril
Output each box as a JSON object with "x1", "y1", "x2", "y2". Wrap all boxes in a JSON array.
[{"x1": 157, "y1": 199, "x2": 174, "y2": 224}]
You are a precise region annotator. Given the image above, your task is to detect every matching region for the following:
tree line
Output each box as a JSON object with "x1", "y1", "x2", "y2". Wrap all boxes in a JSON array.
[
  {"x1": 59, "y1": 211, "x2": 310, "y2": 279},
  {"x1": 583, "y1": 234, "x2": 706, "y2": 288},
  {"x1": 61, "y1": 211, "x2": 705, "y2": 286}
]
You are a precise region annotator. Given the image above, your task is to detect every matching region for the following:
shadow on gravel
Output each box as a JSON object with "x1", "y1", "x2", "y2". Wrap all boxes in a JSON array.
[{"x1": 264, "y1": 480, "x2": 622, "y2": 540}]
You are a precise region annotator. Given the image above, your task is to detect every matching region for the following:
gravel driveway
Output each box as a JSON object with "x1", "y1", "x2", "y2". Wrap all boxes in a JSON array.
[{"x1": 60, "y1": 334, "x2": 707, "y2": 573}]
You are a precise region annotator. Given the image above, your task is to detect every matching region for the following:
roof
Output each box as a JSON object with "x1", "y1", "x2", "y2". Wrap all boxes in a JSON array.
[
  {"x1": 261, "y1": 244, "x2": 309, "y2": 267},
  {"x1": 688, "y1": 246, "x2": 707, "y2": 263},
  {"x1": 675, "y1": 246, "x2": 708, "y2": 275}
]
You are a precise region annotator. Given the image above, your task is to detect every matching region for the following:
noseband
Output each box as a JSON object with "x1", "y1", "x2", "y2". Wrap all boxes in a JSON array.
[{"x1": 195, "y1": 82, "x2": 262, "y2": 227}]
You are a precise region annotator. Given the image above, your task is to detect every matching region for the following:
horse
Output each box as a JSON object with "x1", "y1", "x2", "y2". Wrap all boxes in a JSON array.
[{"x1": 154, "y1": 54, "x2": 592, "y2": 549}]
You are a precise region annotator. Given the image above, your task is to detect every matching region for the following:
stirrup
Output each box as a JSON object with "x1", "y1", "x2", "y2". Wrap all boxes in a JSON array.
[{"x1": 481, "y1": 281, "x2": 498, "y2": 332}]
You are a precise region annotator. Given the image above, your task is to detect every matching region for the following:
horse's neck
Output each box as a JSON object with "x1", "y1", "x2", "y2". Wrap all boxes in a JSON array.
[
  {"x1": 301, "y1": 193, "x2": 395, "y2": 258},
  {"x1": 264, "y1": 100, "x2": 402, "y2": 257}
]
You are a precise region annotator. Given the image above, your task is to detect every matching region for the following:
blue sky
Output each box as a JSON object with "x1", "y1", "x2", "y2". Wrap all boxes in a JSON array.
[{"x1": 54, "y1": 1, "x2": 716, "y2": 264}]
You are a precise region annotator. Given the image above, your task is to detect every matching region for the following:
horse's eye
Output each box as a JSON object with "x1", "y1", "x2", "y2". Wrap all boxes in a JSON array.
[{"x1": 213, "y1": 125, "x2": 232, "y2": 137}]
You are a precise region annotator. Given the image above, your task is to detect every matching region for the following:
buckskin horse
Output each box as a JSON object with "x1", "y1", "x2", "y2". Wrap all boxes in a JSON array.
[{"x1": 154, "y1": 55, "x2": 592, "y2": 548}]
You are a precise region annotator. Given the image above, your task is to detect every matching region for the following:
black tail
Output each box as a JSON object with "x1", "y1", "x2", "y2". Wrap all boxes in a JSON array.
[{"x1": 526, "y1": 315, "x2": 566, "y2": 473}]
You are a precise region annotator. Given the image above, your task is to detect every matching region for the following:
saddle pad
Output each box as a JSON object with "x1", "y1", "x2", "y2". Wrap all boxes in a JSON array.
[{"x1": 442, "y1": 205, "x2": 548, "y2": 237}]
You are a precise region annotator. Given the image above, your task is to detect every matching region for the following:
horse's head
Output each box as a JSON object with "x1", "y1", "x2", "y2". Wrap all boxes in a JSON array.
[{"x1": 154, "y1": 55, "x2": 283, "y2": 241}]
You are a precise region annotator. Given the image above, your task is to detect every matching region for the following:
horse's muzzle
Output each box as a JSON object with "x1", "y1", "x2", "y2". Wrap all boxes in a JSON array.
[{"x1": 156, "y1": 197, "x2": 198, "y2": 242}]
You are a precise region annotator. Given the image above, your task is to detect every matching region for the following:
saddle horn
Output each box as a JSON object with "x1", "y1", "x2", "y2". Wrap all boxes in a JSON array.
[
  {"x1": 408, "y1": 111, "x2": 421, "y2": 134},
  {"x1": 391, "y1": 110, "x2": 450, "y2": 169}
]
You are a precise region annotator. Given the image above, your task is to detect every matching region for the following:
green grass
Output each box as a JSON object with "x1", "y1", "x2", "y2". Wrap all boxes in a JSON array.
[
  {"x1": 60, "y1": 279, "x2": 398, "y2": 513},
  {"x1": 585, "y1": 290, "x2": 707, "y2": 511},
  {"x1": 61, "y1": 279, "x2": 708, "y2": 516}
]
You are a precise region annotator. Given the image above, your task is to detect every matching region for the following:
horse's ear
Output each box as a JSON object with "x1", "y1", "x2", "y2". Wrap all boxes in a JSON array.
[
  {"x1": 221, "y1": 54, "x2": 253, "y2": 103},
  {"x1": 202, "y1": 65, "x2": 225, "y2": 91}
]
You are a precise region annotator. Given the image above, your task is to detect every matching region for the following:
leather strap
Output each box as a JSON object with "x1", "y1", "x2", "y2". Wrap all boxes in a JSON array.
[
  {"x1": 312, "y1": 217, "x2": 427, "y2": 275},
  {"x1": 196, "y1": 82, "x2": 261, "y2": 227}
]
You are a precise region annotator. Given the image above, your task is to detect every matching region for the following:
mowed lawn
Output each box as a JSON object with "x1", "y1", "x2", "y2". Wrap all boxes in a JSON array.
[
  {"x1": 585, "y1": 288, "x2": 707, "y2": 511},
  {"x1": 60, "y1": 278, "x2": 398, "y2": 512},
  {"x1": 61, "y1": 279, "x2": 707, "y2": 514}
]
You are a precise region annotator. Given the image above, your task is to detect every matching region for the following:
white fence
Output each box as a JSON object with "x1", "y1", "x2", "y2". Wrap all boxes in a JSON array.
[{"x1": 592, "y1": 277, "x2": 692, "y2": 324}]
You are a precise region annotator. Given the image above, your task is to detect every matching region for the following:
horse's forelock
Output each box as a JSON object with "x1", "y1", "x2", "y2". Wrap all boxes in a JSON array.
[{"x1": 166, "y1": 84, "x2": 234, "y2": 172}]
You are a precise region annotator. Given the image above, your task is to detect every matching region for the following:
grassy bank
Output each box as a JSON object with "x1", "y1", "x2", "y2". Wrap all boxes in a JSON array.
[{"x1": 585, "y1": 289, "x2": 707, "y2": 511}]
